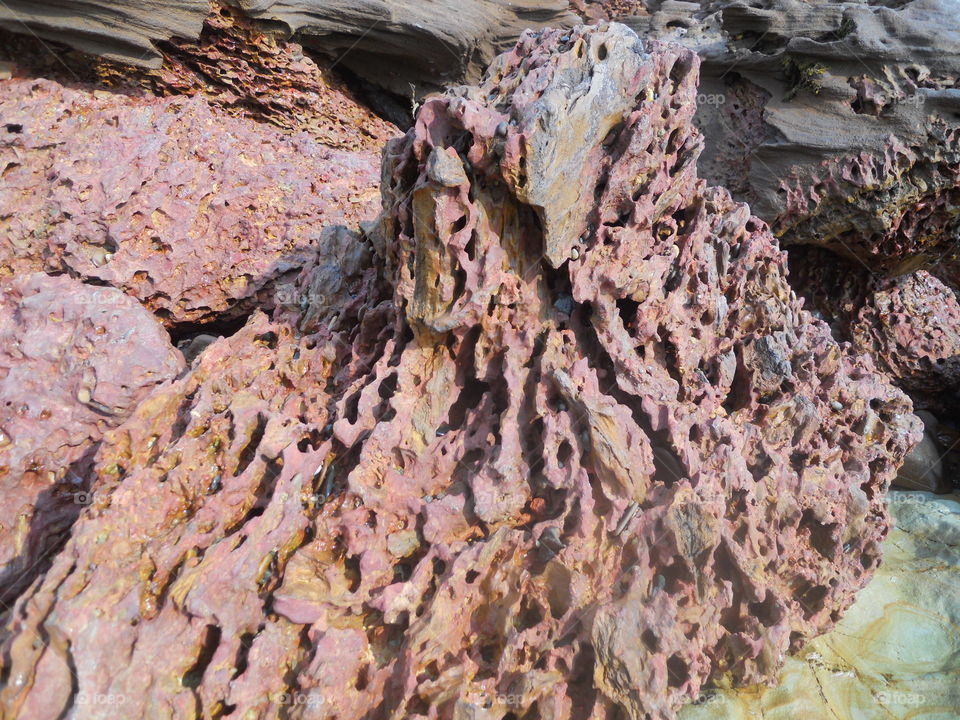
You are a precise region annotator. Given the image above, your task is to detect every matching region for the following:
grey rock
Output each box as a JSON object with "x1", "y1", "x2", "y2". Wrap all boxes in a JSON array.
[
  {"x1": 0, "y1": 0, "x2": 578, "y2": 97},
  {"x1": 630, "y1": 0, "x2": 960, "y2": 280}
]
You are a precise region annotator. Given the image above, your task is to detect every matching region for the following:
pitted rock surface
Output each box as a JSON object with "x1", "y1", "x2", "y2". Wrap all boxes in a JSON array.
[
  {"x1": 0, "y1": 273, "x2": 183, "y2": 605},
  {"x1": 0, "y1": 77, "x2": 387, "y2": 327},
  {"x1": 0, "y1": 24, "x2": 920, "y2": 720},
  {"x1": 629, "y1": 0, "x2": 960, "y2": 282},
  {"x1": 790, "y1": 247, "x2": 960, "y2": 406}
]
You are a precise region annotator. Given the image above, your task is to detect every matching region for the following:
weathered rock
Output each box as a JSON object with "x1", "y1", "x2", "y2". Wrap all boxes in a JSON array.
[
  {"x1": 789, "y1": 247, "x2": 960, "y2": 404},
  {"x1": 788, "y1": 247, "x2": 958, "y2": 493},
  {"x1": 0, "y1": 23, "x2": 919, "y2": 720},
  {"x1": 0, "y1": 76, "x2": 389, "y2": 326},
  {"x1": 629, "y1": 0, "x2": 960, "y2": 281},
  {"x1": 570, "y1": 0, "x2": 651, "y2": 23},
  {"x1": 99, "y1": 6, "x2": 398, "y2": 151},
  {"x1": 679, "y1": 490, "x2": 960, "y2": 720},
  {"x1": 0, "y1": 0, "x2": 208, "y2": 67},
  {"x1": 0, "y1": 273, "x2": 183, "y2": 606},
  {"x1": 0, "y1": 0, "x2": 579, "y2": 98}
]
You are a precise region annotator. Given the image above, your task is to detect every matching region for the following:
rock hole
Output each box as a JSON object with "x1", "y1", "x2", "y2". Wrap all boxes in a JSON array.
[
  {"x1": 182, "y1": 624, "x2": 221, "y2": 689},
  {"x1": 666, "y1": 654, "x2": 689, "y2": 688}
]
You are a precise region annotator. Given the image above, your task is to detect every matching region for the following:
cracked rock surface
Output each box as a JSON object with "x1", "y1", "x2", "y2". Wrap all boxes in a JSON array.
[
  {"x1": 0, "y1": 23, "x2": 920, "y2": 720},
  {"x1": 0, "y1": 273, "x2": 184, "y2": 606}
]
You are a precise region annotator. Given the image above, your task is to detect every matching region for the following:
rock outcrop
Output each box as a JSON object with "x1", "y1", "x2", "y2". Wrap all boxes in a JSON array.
[
  {"x1": 0, "y1": 0, "x2": 579, "y2": 98},
  {"x1": 789, "y1": 247, "x2": 960, "y2": 405},
  {"x1": 0, "y1": 273, "x2": 183, "y2": 606},
  {"x1": 0, "y1": 75, "x2": 389, "y2": 327},
  {"x1": 787, "y1": 247, "x2": 959, "y2": 492},
  {"x1": 0, "y1": 23, "x2": 920, "y2": 720},
  {"x1": 629, "y1": 0, "x2": 960, "y2": 281}
]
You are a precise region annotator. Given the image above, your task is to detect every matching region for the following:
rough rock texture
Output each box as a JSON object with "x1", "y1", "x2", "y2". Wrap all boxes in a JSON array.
[
  {"x1": 0, "y1": 273, "x2": 183, "y2": 606},
  {"x1": 570, "y1": 0, "x2": 651, "y2": 23},
  {"x1": 679, "y1": 491, "x2": 960, "y2": 720},
  {"x1": 96, "y1": 6, "x2": 398, "y2": 149},
  {"x1": 0, "y1": 0, "x2": 579, "y2": 98},
  {"x1": 787, "y1": 247, "x2": 960, "y2": 492},
  {"x1": 629, "y1": 0, "x2": 960, "y2": 280},
  {"x1": 790, "y1": 247, "x2": 960, "y2": 403},
  {"x1": 0, "y1": 76, "x2": 389, "y2": 327},
  {"x1": 0, "y1": 24, "x2": 920, "y2": 720}
]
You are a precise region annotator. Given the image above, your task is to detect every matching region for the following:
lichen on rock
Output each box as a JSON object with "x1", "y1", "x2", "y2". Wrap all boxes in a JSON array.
[{"x1": 0, "y1": 22, "x2": 920, "y2": 720}]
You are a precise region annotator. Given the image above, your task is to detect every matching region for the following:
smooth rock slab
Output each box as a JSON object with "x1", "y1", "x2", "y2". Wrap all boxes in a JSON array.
[{"x1": 679, "y1": 491, "x2": 960, "y2": 720}]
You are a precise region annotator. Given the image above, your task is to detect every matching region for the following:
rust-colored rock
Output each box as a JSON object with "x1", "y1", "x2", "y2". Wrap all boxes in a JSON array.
[
  {"x1": 0, "y1": 273, "x2": 183, "y2": 606},
  {"x1": 0, "y1": 23, "x2": 919, "y2": 720},
  {"x1": 788, "y1": 246, "x2": 960, "y2": 494},
  {"x1": 102, "y1": 6, "x2": 398, "y2": 152},
  {"x1": 0, "y1": 76, "x2": 390, "y2": 326}
]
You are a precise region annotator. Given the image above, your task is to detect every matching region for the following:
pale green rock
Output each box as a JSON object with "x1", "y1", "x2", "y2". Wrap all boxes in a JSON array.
[{"x1": 680, "y1": 491, "x2": 960, "y2": 720}]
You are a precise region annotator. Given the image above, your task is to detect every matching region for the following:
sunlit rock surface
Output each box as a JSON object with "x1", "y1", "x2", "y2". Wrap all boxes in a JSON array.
[
  {"x1": 0, "y1": 22, "x2": 920, "y2": 720},
  {"x1": 0, "y1": 273, "x2": 184, "y2": 605},
  {"x1": 680, "y1": 491, "x2": 960, "y2": 720},
  {"x1": 0, "y1": 77, "x2": 388, "y2": 327}
]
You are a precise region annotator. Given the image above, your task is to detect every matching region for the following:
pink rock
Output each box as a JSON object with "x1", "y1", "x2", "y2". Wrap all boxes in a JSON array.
[
  {"x1": 790, "y1": 247, "x2": 960, "y2": 403},
  {"x1": 0, "y1": 77, "x2": 389, "y2": 327},
  {"x1": 0, "y1": 23, "x2": 919, "y2": 720},
  {"x1": 0, "y1": 272, "x2": 183, "y2": 604}
]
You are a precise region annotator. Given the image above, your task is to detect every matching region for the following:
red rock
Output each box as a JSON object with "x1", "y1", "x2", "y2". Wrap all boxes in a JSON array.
[
  {"x1": 0, "y1": 76, "x2": 391, "y2": 327},
  {"x1": 0, "y1": 273, "x2": 183, "y2": 605},
  {"x1": 101, "y1": 6, "x2": 399, "y2": 152},
  {"x1": 790, "y1": 247, "x2": 960, "y2": 404},
  {"x1": 0, "y1": 23, "x2": 919, "y2": 720}
]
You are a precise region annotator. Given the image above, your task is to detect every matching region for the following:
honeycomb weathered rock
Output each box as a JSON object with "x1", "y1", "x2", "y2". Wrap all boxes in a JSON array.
[{"x1": 0, "y1": 23, "x2": 919, "y2": 720}]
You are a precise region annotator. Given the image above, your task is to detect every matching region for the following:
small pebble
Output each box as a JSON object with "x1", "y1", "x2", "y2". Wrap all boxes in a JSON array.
[
  {"x1": 495, "y1": 121, "x2": 509, "y2": 138},
  {"x1": 830, "y1": 400, "x2": 843, "y2": 411}
]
